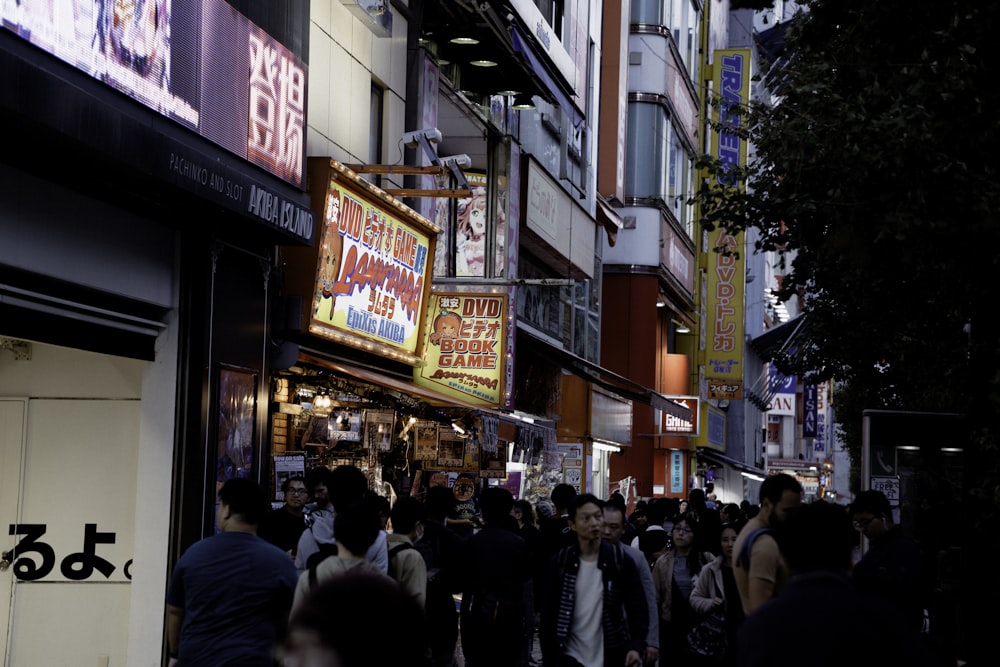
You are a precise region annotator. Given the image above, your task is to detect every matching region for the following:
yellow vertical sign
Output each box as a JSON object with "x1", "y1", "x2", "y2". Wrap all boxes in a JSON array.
[{"x1": 705, "y1": 49, "x2": 750, "y2": 400}]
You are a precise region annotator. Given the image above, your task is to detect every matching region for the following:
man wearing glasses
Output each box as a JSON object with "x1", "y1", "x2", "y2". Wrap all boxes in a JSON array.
[
  {"x1": 258, "y1": 475, "x2": 309, "y2": 557},
  {"x1": 849, "y1": 489, "x2": 928, "y2": 634}
]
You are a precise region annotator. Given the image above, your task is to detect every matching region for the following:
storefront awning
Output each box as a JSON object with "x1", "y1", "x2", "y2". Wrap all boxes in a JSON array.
[
  {"x1": 517, "y1": 328, "x2": 693, "y2": 423},
  {"x1": 298, "y1": 352, "x2": 486, "y2": 410},
  {"x1": 749, "y1": 314, "x2": 806, "y2": 360},
  {"x1": 696, "y1": 447, "x2": 764, "y2": 476}
]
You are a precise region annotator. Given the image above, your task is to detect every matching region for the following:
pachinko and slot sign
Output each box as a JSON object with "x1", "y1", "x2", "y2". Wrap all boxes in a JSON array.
[
  {"x1": 415, "y1": 292, "x2": 507, "y2": 407},
  {"x1": 309, "y1": 161, "x2": 437, "y2": 364}
]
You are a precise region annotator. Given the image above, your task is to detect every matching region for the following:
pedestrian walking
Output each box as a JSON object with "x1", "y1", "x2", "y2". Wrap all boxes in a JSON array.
[
  {"x1": 165, "y1": 478, "x2": 299, "y2": 666},
  {"x1": 539, "y1": 493, "x2": 647, "y2": 667},
  {"x1": 732, "y1": 473, "x2": 802, "y2": 614}
]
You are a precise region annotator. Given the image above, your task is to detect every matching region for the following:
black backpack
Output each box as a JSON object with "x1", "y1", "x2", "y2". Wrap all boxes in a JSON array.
[{"x1": 306, "y1": 542, "x2": 339, "y2": 590}]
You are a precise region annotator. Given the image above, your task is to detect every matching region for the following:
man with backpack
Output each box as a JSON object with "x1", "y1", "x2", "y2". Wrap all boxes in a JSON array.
[
  {"x1": 387, "y1": 495, "x2": 428, "y2": 609},
  {"x1": 733, "y1": 473, "x2": 803, "y2": 614},
  {"x1": 293, "y1": 465, "x2": 388, "y2": 575},
  {"x1": 540, "y1": 494, "x2": 648, "y2": 667}
]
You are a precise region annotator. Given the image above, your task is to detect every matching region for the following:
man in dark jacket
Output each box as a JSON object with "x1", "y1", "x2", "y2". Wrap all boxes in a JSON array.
[
  {"x1": 849, "y1": 489, "x2": 928, "y2": 632},
  {"x1": 540, "y1": 493, "x2": 647, "y2": 667},
  {"x1": 458, "y1": 487, "x2": 532, "y2": 667}
]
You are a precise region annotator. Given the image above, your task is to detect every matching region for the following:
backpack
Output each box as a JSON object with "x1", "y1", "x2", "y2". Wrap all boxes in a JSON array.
[
  {"x1": 735, "y1": 527, "x2": 772, "y2": 570},
  {"x1": 306, "y1": 542, "x2": 339, "y2": 591},
  {"x1": 388, "y1": 541, "x2": 415, "y2": 580}
]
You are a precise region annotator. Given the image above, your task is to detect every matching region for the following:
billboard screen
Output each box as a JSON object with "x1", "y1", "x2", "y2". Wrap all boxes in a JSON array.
[{"x1": 1, "y1": 0, "x2": 307, "y2": 188}]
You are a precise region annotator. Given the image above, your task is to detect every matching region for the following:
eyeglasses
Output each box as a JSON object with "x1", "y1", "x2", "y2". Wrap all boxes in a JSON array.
[
  {"x1": 287, "y1": 488, "x2": 308, "y2": 495},
  {"x1": 852, "y1": 516, "x2": 876, "y2": 530},
  {"x1": 673, "y1": 526, "x2": 693, "y2": 534}
]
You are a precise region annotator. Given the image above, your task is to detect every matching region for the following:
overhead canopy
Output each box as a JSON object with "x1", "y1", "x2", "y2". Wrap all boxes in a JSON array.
[
  {"x1": 298, "y1": 352, "x2": 487, "y2": 410},
  {"x1": 518, "y1": 328, "x2": 693, "y2": 423},
  {"x1": 696, "y1": 447, "x2": 764, "y2": 476},
  {"x1": 749, "y1": 314, "x2": 807, "y2": 360}
]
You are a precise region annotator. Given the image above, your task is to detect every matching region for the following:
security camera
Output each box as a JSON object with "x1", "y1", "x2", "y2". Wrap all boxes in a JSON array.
[
  {"x1": 401, "y1": 127, "x2": 442, "y2": 148},
  {"x1": 439, "y1": 154, "x2": 471, "y2": 169}
]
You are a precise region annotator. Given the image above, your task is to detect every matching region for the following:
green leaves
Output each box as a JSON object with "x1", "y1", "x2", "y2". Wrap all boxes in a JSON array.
[{"x1": 694, "y1": 0, "x2": 1000, "y2": 459}]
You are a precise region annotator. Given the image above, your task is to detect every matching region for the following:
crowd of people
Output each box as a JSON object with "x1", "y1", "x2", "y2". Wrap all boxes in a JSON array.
[{"x1": 164, "y1": 468, "x2": 950, "y2": 667}]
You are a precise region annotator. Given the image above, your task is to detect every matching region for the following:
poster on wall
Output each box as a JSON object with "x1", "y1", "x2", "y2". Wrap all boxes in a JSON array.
[
  {"x1": 414, "y1": 422, "x2": 440, "y2": 460},
  {"x1": 415, "y1": 292, "x2": 507, "y2": 406},
  {"x1": 274, "y1": 455, "x2": 306, "y2": 501},
  {"x1": 329, "y1": 410, "x2": 362, "y2": 442},
  {"x1": 437, "y1": 431, "x2": 466, "y2": 467},
  {"x1": 216, "y1": 366, "x2": 257, "y2": 486},
  {"x1": 0, "y1": 0, "x2": 309, "y2": 189},
  {"x1": 365, "y1": 409, "x2": 396, "y2": 452}
]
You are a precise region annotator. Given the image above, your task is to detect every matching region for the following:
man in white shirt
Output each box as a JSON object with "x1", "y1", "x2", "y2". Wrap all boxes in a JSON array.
[{"x1": 540, "y1": 494, "x2": 646, "y2": 667}]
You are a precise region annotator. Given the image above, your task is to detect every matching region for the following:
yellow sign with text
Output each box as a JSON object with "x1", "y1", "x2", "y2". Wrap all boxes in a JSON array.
[{"x1": 415, "y1": 292, "x2": 507, "y2": 406}]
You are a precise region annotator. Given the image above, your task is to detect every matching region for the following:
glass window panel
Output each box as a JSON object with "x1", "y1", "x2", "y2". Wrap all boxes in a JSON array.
[{"x1": 625, "y1": 103, "x2": 669, "y2": 199}]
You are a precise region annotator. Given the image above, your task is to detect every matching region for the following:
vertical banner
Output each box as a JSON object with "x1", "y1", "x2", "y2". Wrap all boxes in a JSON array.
[
  {"x1": 803, "y1": 383, "x2": 818, "y2": 438},
  {"x1": 415, "y1": 292, "x2": 507, "y2": 406},
  {"x1": 670, "y1": 450, "x2": 685, "y2": 495},
  {"x1": 705, "y1": 49, "x2": 751, "y2": 401},
  {"x1": 814, "y1": 381, "x2": 829, "y2": 452}
]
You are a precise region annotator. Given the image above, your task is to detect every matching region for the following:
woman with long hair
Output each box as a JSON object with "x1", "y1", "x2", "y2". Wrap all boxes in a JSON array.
[{"x1": 651, "y1": 513, "x2": 715, "y2": 666}]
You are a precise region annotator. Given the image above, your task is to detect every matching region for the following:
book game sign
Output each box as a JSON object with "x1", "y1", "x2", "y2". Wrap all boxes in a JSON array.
[{"x1": 414, "y1": 292, "x2": 507, "y2": 407}]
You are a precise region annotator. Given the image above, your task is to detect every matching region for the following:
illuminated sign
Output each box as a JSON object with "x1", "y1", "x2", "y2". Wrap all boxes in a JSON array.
[
  {"x1": 308, "y1": 162, "x2": 437, "y2": 363},
  {"x1": 1, "y1": 0, "x2": 308, "y2": 188},
  {"x1": 705, "y1": 49, "x2": 751, "y2": 398},
  {"x1": 415, "y1": 293, "x2": 507, "y2": 406},
  {"x1": 658, "y1": 396, "x2": 701, "y2": 436}
]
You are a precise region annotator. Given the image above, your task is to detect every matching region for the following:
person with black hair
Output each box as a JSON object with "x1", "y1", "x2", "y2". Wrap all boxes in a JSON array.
[
  {"x1": 630, "y1": 497, "x2": 671, "y2": 568},
  {"x1": 651, "y1": 513, "x2": 715, "y2": 666},
  {"x1": 257, "y1": 475, "x2": 308, "y2": 557},
  {"x1": 290, "y1": 498, "x2": 388, "y2": 618},
  {"x1": 458, "y1": 486, "x2": 532, "y2": 666},
  {"x1": 736, "y1": 501, "x2": 938, "y2": 667},
  {"x1": 293, "y1": 465, "x2": 388, "y2": 574},
  {"x1": 689, "y1": 520, "x2": 747, "y2": 665},
  {"x1": 540, "y1": 494, "x2": 648, "y2": 667},
  {"x1": 849, "y1": 489, "x2": 928, "y2": 634},
  {"x1": 387, "y1": 495, "x2": 428, "y2": 608},
  {"x1": 282, "y1": 571, "x2": 430, "y2": 667},
  {"x1": 415, "y1": 485, "x2": 465, "y2": 667},
  {"x1": 165, "y1": 478, "x2": 299, "y2": 666}
]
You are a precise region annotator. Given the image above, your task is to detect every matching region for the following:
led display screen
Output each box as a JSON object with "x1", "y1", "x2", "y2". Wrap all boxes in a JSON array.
[{"x1": 1, "y1": 0, "x2": 307, "y2": 188}]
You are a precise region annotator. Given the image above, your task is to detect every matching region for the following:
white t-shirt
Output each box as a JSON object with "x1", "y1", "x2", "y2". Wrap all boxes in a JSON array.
[{"x1": 566, "y1": 558, "x2": 604, "y2": 666}]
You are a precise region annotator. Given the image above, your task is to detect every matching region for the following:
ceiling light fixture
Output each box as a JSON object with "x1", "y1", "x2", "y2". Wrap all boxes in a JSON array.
[
  {"x1": 511, "y1": 94, "x2": 535, "y2": 110},
  {"x1": 673, "y1": 319, "x2": 691, "y2": 334},
  {"x1": 469, "y1": 59, "x2": 497, "y2": 67},
  {"x1": 450, "y1": 36, "x2": 479, "y2": 45}
]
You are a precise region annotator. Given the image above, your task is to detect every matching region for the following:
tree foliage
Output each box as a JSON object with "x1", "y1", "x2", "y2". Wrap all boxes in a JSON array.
[{"x1": 697, "y1": 0, "x2": 1000, "y2": 472}]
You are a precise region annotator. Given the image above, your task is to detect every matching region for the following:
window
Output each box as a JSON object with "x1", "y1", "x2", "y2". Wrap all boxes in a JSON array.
[
  {"x1": 535, "y1": 0, "x2": 564, "y2": 38},
  {"x1": 631, "y1": 0, "x2": 671, "y2": 26},
  {"x1": 626, "y1": 101, "x2": 695, "y2": 237},
  {"x1": 625, "y1": 102, "x2": 669, "y2": 200}
]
